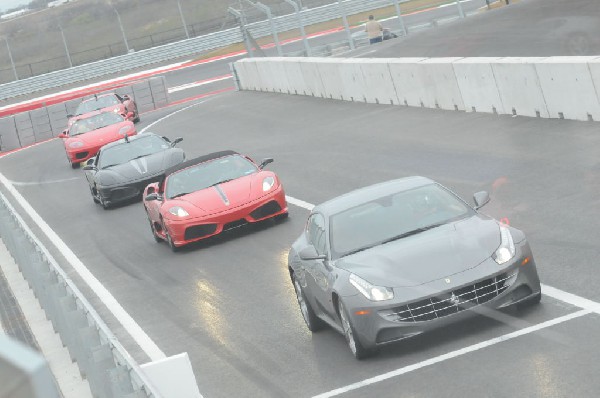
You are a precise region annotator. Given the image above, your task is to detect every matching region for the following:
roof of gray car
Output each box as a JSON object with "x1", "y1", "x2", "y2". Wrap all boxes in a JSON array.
[{"x1": 314, "y1": 176, "x2": 434, "y2": 215}]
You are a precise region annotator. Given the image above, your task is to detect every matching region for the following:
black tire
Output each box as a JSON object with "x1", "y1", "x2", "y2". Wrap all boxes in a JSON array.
[
  {"x1": 98, "y1": 195, "x2": 110, "y2": 210},
  {"x1": 134, "y1": 113, "x2": 140, "y2": 123},
  {"x1": 146, "y1": 211, "x2": 162, "y2": 243},
  {"x1": 71, "y1": 162, "x2": 79, "y2": 169},
  {"x1": 90, "y1": 187, "x2": 100, "y2": 204},
  {"x1": 518, "y1": 292, "x2": 541, "y2": 309},
  {"x1": 165, "y1": 229, "x2": 179, "y2": 252},
  {"x1": 292, "y1": 273, "x2": 324, "y2": 332},
  {"x1": 338, "y1": 300, "x2": 374, "y2": 360},
  {"x1": 274, "y1": 212, "x2": 289, "y2": 223}
]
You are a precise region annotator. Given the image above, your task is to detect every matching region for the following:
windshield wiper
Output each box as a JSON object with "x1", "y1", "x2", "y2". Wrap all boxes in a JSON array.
[
  {"x1": 170, "y1": 192, "x2": 191, "y2": 199},
  {"x1": 380, "y1": 223, "x2": 445, "y2": 245},
  {"x1": 210, "y1": 179, "x2": 234, "y2": 187},
  {"x1": 341, "y1": 245, "x2": 378, "y2": 258}
]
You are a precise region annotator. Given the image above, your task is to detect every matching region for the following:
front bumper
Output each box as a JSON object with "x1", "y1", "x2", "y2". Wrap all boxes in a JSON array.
[
  {"x1": 66, "y1": 144, "x2": 103, "y2": 165},
  {"x1": 164, "y1": 184, "x2": 288, "y2": 247},
  {"x1": 341, "y1": 241, "x2": 541, "y2": 350}
]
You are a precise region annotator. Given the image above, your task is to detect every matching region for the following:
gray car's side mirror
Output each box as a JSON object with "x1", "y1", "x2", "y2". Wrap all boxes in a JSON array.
[
  {"x1": 171, "y1": 137, "x2": 183, "y2": 146},
  {"x1": 259, "y1": 158, "x2": 274, "y2": 169},
  {"x1": 473, "y1": 191, "x2": 490, "y2": 210},
  {"x1": 299, "y1": 246, "x2": 326, "y2": 261},
  {"x1": 82, "y1": 165, "x2": 96, "y2": 171}
]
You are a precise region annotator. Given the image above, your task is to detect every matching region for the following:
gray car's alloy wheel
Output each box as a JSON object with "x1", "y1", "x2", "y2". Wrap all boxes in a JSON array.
[
  {"x1": 292, "y1": 274, "x2": 324, "y2": 332},
  {"x1": 338, "y1": 300, "x2": 372, "y2": 360}
]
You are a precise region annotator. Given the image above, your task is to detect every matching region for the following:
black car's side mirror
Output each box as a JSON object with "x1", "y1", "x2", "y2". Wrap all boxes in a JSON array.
[
  {"x1": 299, "y1": 246, "x2": 326, "y2": 261},
  {"x1": 145, "y1": 193, "x2": 162, "y2": 201},
  {"x1": 473, "y1": 191, "x2": 490, "y2": 210},
  {"x1": 82, "y1": 165, "x2": 96, "y2": 171},
  {"x1": 171, "y1": 137, "x2": 183, "y2": 146},
  {"x1": 259, "y1": 158, "x2": 274, "y2": 169}
]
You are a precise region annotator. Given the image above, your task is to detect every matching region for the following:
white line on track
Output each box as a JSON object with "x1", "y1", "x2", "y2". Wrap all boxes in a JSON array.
[
  {"x1": 312, "y1": 309, "x2": 591, "y2": 398},
  {"x1": 10, "y1": 177, "x2": 80, "y2": 186},
  {"x1": 168, "y1": 75, "x2": 233, "y2": 94},
  {"x1": 0, "y1": 172, "x2": 166, "y2": 362},
  {"x1": 139, "y1": 99, "x2": 213, "y2": 134}
]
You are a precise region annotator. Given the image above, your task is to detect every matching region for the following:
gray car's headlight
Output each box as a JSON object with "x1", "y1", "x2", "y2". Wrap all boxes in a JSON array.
[
  {"x1": 168, "y1": 206, "x2": 189, "y2": 217},
  {"x1": 493, "y1": 225, "x2": 516, "y2": 265},
  {"x1": 349, "y1": 273, "x2": 394, "y2": 301}
]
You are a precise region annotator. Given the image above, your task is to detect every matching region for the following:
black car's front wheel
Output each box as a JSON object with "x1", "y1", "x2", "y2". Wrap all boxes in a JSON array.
[
  {"x1": 338, "y1": 300, "x2": 373, "y2": 360},
  {"x1": 292, "y1": 273, "x2": 324, "y2": 332},
  {"x1": 89, "y1": 187, "x2": 100, "y2": 204}
]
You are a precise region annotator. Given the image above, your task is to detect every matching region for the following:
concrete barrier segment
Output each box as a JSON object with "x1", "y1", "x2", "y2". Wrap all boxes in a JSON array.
[
  {"x1": 452, "y1": 57, "x2": 505, "y2": 114},
  {"x1": 535, "y1": 56, "x2": 600, "y2": 121}
]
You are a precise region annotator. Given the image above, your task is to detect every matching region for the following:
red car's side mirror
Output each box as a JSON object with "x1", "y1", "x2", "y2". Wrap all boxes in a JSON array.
[{"x1": 58, "y1": 131, "x2": 68, "y2": 139}]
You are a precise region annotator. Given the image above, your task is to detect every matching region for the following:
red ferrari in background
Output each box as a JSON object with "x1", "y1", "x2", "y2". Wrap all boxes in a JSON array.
[
  {"x1": 143, "y1": 150, "x2": 288, "y2": 251},
  {"x1": 67, "y1": 92, "x2": 139, "y2": 128},
  {"x1": 59, "y1": 111, "x2": 137, "y2": 168}
]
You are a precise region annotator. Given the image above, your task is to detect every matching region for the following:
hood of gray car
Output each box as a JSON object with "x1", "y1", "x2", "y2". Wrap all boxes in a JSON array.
[{"x1": 335, "y1": 216, "x2": 501, "y2": 288}]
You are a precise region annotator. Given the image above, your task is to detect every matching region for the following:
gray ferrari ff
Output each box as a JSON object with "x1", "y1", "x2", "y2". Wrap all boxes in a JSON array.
[
  {"x1": 288, "y1": 177, "x2": 541, "y2": 359},
  {"x1": 83, "y1": 132, "x2": 184, "y2": 209}
]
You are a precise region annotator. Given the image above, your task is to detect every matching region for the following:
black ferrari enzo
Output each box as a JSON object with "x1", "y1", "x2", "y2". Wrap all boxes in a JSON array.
[{"x1": 83, "y1": 132, "x2": 185, "y2": 209}]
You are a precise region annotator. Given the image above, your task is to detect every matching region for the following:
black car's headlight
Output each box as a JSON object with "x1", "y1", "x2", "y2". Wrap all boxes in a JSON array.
[
  {"x1": 349, "y1": 273, "x2": 394, "y2": 301},
  {"x1": 493, "y1": 225, "x2": 516, "y2": 265}
]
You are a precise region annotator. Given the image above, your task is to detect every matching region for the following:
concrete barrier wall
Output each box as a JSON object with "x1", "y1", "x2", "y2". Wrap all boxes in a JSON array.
[
  {"x1": 233, "y1": 56, "x2": 600, "y2": 122},
  {"x1": 0, "y1": 77, "x2": 169, "y2": 152}
]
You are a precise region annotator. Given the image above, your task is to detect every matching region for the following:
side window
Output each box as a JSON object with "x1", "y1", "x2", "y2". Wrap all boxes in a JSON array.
[{"x1": 306, "y1": 213, "x2": 327, "y2": 255}]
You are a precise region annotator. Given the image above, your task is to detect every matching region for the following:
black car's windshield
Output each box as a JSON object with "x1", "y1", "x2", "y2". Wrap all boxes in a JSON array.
[
  {"x1": 69, "y1": 112, "x2": 125, "y2": 136},
  {"x1": 98, "y1": 135, "x2": 169, "y2": 169},
  {"x1": 165, "y1": 155, "x2": 257, "y2": 199},
  {"x1": 76, "y1": 95, "x2": 120, "y2": 115},
  {"x1": 329, "y1": 184, "x2": 474, "y2": 259}
]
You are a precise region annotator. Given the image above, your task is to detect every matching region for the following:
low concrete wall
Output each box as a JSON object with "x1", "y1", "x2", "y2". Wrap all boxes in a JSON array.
[
  {"x1": 233, "y1": 56, "x2": 600, "y2": 122},
  {"x1": 0, "y1": 76, "x2": 169, "y2": 152}
]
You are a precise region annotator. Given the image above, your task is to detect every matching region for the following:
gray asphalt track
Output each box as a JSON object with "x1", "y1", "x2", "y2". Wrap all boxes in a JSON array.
[{"x1": 2, "y1": 0, "x2": 600, "y2": 397}]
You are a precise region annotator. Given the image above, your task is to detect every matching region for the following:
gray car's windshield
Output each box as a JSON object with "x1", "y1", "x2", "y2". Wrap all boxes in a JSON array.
[
  {"x1": 69, "y1": 112, "x2": 125, "y2": 136},
  {"x1": 329, "y1": 184, "x2": 474, "y2": 259},
  {"x1": 98, "y1": 135, "x2": 169, "y2": 169},
  {"x1": 76, "y1": 95, "x2": 120, "y2": 115},
  {"x1": 165, "y1": 155, "x2": 257, "y2": 199}
]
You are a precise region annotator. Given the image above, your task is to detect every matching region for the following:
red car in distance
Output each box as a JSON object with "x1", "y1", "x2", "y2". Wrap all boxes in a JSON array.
[
  {"x1": 59, "y1": 111, "x2": 137, "y2": 168},
  {"x1": 143, "y1": 150, "x2": 288, "y2": 251},
  {"x1": 67, "y1": 93, "x2": 139, "y2": 128}
]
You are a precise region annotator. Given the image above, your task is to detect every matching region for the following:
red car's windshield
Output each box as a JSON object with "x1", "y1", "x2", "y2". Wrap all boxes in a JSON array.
[
  {"x1": 76, "y1": 95, "x2": 121, "y2": 115},
  {"x1": 165, "y1": 155, "x2": 257, "y2": 199},
  {"x1": 69, "y1": 112, "x2": 125, "y2": 136}
]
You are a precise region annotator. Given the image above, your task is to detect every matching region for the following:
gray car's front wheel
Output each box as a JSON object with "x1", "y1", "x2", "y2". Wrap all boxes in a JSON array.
[
  {"x1": 292, "y1": 274, "x2": 324, "y2": 332},
  {"x1": 338, "y1": 300, "x2": 373, "y2": 360}
]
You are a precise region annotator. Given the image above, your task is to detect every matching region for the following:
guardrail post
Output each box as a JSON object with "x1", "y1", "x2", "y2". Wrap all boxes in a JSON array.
[
  {"x1": 390, "y1": 0, "x2": 408, "y2": 36},
  {"x1": 113, "y1": 6, "x2": 130, "y2": 53},
  {"x1": 3, "y1": 37, "x2": 19, "y2": 80},
  {"x1": 283, "y1": 0, "x2": 311, "y2": 56},
  {"x1": 243, "y1": 0, "x2": 283, "y2": 56},
  {"x1": 337, "y1": 0, "x2": 355, "y2": 50},
  {"x1": 58, "y1": 25, "x2": 73, "y2": 68},
  {"x1": 228, "y1": 7, "x2": 255, "y2": 58},
  {"x1": 455, "y1": 0, "x2": 465, "y2": 18},
  {"x1": 177, "y1": 0, "x2": 190, "y2": 39}
]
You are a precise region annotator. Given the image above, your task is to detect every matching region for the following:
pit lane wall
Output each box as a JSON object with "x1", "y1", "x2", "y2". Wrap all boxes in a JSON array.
[
  {"x1": 232, "y1": 56, "x2": 600, "y2": 122},
  {"x1": 0, "y1": 76, "x2": 169, "y2": 153}
]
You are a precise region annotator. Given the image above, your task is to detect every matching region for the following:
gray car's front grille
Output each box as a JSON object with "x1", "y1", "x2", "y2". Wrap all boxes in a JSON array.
[{"x1": 383, "y1": 271, "x2": 516, "y2": 323}]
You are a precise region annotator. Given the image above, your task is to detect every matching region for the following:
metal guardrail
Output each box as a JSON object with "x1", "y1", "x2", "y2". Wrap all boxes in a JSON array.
[
  {"x1": 0, "y1": 190, "x2": 162, "y2": 398},
  {"x1": 0, "y1": 0, "x2": 402, "y2": 101}
]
